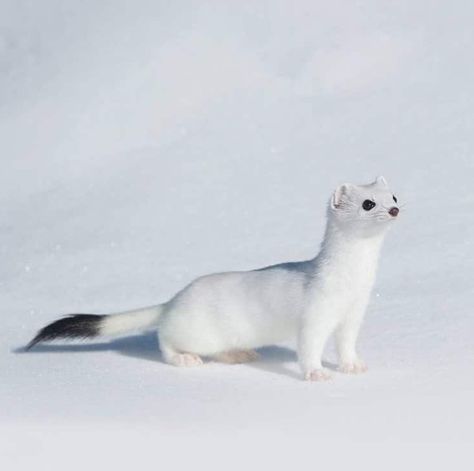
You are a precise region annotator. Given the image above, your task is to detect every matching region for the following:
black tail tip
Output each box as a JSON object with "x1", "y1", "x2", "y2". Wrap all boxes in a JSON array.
[{"x1": 26, "y1": 314, "x2": 105, "y2": 350}]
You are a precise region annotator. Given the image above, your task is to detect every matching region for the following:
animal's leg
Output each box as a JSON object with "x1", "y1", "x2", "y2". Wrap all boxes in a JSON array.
[
  {"x1": 336, "y1": 302, "x2": 368, "y2": 374},
  {"x1": 298, "y1": 302, "x2": 339, "y2": 381}
]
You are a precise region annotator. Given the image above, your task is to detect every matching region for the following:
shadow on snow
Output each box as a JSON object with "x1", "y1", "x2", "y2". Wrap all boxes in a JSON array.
[{"x1": 14, "y1": 334, "x2": 336, "y2": 380}]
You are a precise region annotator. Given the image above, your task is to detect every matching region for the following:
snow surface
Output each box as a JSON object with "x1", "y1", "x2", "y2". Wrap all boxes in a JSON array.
[{"x1": 1, "y1": 1, "x2": 474, "y2": 468}]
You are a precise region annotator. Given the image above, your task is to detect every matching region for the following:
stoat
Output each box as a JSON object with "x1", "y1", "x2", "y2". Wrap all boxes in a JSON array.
[{"x1": 27, "y1": 176, "x2": 399, "y2": 381}]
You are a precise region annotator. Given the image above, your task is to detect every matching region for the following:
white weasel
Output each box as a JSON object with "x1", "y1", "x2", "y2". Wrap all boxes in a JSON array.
[{"x1": 27, "y1": 176, "x2": 399, "y2": 381}]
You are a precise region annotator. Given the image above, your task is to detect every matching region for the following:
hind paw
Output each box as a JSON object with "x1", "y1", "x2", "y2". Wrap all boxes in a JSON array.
[
  {"x1": 170, "y1": 353, "x2": 204, "y2": 367},
  {"x1": 214, "y1": 349, "x2": 259, "y2": 364}
]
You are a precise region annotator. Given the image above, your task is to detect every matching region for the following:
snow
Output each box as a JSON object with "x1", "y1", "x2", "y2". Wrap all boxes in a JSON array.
[{"x1": 1, "y1": 1, "x2": 474, "y2": 468}]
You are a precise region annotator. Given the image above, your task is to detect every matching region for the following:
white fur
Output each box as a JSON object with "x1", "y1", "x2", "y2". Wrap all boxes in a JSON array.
[
  {"x1": 100, "y1": 306, "x2": 162, "y2": 336},
  {"x1": 100, "y1": 177, "x2": 399, "y2": 381}
]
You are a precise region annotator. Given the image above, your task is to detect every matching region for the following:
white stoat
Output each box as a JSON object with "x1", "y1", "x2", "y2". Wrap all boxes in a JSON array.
[{"x1": 27, "y1": 176, "x2": 399, "y2": 381}]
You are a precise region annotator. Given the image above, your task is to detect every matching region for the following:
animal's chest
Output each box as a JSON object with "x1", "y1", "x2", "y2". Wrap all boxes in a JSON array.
[{"x1": 322, "y1": 252, "x2": 378, "y2": 304}]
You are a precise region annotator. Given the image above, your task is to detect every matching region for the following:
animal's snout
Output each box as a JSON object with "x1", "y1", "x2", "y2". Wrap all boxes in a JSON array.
[{"x1": 389, "y1": 207, "x2": 399, "y2": 217}]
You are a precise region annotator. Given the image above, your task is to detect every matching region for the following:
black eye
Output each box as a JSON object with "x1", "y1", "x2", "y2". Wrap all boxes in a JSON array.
[
  {"x1": 393, "y1": 195, "x2": 398, "y2": 203},
  {"x1": 362, "y1": 200, "x2": 376, "y2": 211}
]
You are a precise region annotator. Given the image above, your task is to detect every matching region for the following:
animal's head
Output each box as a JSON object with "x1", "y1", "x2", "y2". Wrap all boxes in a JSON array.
[{"x1": 328, "y1": 176, "x2": 400, "y2": 237}]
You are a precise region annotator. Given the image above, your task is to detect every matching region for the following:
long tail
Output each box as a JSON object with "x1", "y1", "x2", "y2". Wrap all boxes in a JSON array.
[{"x1": 26, "y1": 305, "x2": 164, "y2": 350}]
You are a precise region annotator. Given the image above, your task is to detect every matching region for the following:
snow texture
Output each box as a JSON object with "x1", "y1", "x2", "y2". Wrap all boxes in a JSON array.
[{"x1": 1, "y1": 1, "x2": 473, "y2": 468}]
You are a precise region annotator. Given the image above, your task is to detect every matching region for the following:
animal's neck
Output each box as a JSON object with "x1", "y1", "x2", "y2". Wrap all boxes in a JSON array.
[{"x1": 314, "y1": 219, "x2": 385, "y2": 268}]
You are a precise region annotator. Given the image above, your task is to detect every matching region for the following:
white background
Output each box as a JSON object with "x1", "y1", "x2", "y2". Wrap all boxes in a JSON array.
[{"x1": 1, "y1": 1, "x2": 473, "y2": 468}]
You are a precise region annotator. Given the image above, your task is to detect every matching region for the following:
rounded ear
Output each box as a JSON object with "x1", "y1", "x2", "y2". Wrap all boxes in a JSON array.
[
  {"x1": 375, "y1": 175, "x2": 388, "y2": 186},
  {"x1": 331, "y1": 184, "x2": 350, "y2": 209}
]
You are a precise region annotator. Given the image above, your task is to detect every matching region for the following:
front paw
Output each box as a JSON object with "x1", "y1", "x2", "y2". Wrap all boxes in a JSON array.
[
  {"x1": 304, "y1": 368, "x2": 332, "y2": 382},
  {"x1": 338, "y1": 360, "x2": 367, "y2": 375}
]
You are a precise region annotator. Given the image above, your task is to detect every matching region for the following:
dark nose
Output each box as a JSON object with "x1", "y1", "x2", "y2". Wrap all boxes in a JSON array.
[{"x1": 389, "y1": 207, "x2": 399, "y2": 217}]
